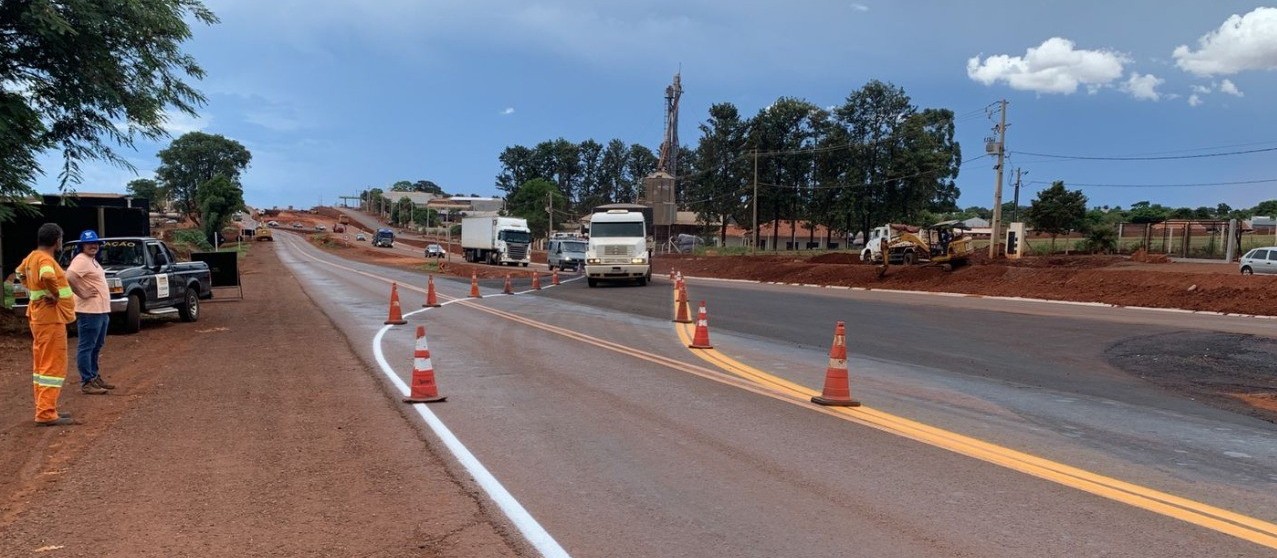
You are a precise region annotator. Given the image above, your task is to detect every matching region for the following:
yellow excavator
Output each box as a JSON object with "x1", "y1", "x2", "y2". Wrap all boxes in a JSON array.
[
  {"x1": 877, "y1": 220, "x2": 972, "y2": 277},
  {"x1": 254, "y1": 223, "x2": 274, "y2": 242}
]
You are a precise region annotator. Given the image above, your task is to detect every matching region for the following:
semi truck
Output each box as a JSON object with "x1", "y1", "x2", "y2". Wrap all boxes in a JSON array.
[
  {"x1": 461, "y1": 216, "x2": 532, "y2": 266},
  {"x1": 585, "y1": 209, "x2": 651, "y2": 287}
]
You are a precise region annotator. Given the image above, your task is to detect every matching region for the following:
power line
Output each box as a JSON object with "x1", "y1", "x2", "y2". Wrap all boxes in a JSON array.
[
  {"x1": 1028, "y1": 177, "x2": 1277, "y2": 189},
  {"x1": 1010, "y1": 145, "x2": 1277, "y2": 161}
]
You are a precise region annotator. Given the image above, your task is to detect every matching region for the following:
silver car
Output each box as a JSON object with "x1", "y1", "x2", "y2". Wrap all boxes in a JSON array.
[{"x1": 1239, "y1": 247, "x2": 1277, "y2": 275}]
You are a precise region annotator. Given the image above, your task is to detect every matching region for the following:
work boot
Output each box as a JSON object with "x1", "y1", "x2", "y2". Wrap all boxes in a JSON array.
[
  {"x1": 35, "y1": 417, "x2": 78, "y2": 427},
  {"x1": 92, "y1": 377, "x2": 116, "y2": 390},
  {"x1": 81, "y1": 382, "x2": 107, "y2": 395},
  {"x1": 58, "y1": 411, "x2": 72, "y2": 418}
]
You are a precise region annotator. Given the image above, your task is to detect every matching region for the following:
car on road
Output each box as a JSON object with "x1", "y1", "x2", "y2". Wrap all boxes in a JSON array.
[
  {"x1": 548, "y1": 236, "x2": 587, "y2": 271},
  {"x1": 292, "y1": 222, "x2": 304, "y2": 229},
  {"x1": 1239, "y1": 247, "x2": 1277, "y2": 275},
  {"x1": 267, "y1": 221, "x2": 279, "y2": 228},
  {"x1": 314, "y1": 224, "x2": 326, "y2": 232},
  {"x1": 424, "y1": 244, "x2": 446, "y2": 258},
  {"x1": 356, "y1": 233, "x2": 367, "y2": 241}
]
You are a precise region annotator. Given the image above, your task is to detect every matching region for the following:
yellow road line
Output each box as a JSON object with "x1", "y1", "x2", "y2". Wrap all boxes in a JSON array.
[
  {"x1": 671, "y1": 307, "x2": 1277, "y2": 550},
  {"x1": 291, "y1": 239, "x2": 1277, "y2": 550}
]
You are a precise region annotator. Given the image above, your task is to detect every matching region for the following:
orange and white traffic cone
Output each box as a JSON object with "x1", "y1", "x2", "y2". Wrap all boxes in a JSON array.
[
  {"x1": 503, "y1": 274, "x2": 514, "y2": 294},
  {"x1": 673, "y1": 283, "x2": 692, "y2": 323},
  {"x1": 811, "y1": 321, "x2": 861, "y2": 407},
  {"x1": 531, "y1": 271, "x2": 542, "y2": 290},
  {"x1": 423, "y1": 275, "x2": 442, "y2": 308},
  {"x1": 403, "y1": 325, "x2": 446, "y2": 403},
  {"x1": 384, "y1": 283, "x2": 408, "y2": 325},
  {"x1": 469, "y1": 271, "x2": 482, "y2": 298},
  {"x1": 552, "y1": 269, "x2": 560, "y2": 286},
  {"x1": 688, "y1": 301, "x2": 713, "y2": 349}
]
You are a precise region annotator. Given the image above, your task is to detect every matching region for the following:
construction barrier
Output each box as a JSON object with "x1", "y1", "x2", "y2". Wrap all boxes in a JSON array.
[
  {"x1": 404, "y1": 325, "x2": 446, "y2": 403},
  {"x1": 811, "y1": 321, "x2": 860, "y2": 407}
]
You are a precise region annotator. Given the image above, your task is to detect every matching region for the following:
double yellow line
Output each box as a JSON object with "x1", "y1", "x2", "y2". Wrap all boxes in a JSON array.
[
  {"x1": 291, "y1": 239, "x2": 1277, "y2": 550},
  {"x1": 670, "y1": 288, "x2": 1277, "y2": 550}
]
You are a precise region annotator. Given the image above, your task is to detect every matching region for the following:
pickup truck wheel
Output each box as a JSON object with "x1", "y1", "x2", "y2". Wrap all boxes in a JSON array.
[
  {"x1": 119, "y1": 295, "x2": 142, "y2": 334},
  {"x1": 179, "y1": 288, "x2": 200, "y2": 322}
]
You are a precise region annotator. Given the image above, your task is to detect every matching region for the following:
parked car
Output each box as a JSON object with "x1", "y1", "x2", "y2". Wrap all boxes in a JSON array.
[
  {"x1": 1239, "y1": 247, "x2": 1277, "y2": 275},
  {"x1": 424, "y1": 244, "x2": 446, "y2": 258},
  {"x1": 356, "y1": 233, "x2": 367, "y2": 241}
]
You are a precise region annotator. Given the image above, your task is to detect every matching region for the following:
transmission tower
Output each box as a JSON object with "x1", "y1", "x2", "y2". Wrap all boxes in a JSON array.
[{"x1": 657, "y1": 72, "x2": 682, "y2": 175}]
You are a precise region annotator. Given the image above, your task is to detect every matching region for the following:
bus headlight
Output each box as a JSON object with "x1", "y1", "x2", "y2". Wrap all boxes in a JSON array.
[
  {"x1": 631, "y1": 257, "x2": 647, "y2": 264},
  {"x1": 587, "y1": 258, "x2": 601, "y2": 264}
]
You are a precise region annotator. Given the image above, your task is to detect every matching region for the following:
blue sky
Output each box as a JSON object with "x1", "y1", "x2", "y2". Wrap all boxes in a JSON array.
[{"x1": 35, "y1": 1, "x2": 1277, "y2": 212}]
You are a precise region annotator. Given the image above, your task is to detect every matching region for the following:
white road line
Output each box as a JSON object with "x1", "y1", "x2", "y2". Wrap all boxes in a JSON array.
[
  {"x1": 281, "y1": 235, "x2": 570, "y2": 557},
  {"x1": 372, "y1": 309, "x2": 571, "y2": 558}
]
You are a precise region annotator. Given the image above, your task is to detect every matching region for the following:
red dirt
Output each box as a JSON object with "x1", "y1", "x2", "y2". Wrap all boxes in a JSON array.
[
  {"x1": 1130, "y1": 248, "x2": 1172, "y2": 264},
  {"x1": 0, "y1": 245, "x2": 523, "y2": 557}
]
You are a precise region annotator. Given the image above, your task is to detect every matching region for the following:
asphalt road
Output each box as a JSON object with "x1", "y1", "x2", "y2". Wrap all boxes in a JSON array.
[{"x1": 274, "y1": 233, "x2": 1277, "y2": 557}]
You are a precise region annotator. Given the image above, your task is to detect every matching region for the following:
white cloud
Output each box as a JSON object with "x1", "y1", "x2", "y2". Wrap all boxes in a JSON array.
[
  {"x1": 501, "y1": 107, "x2": 516, "y2": 115},
  {"x1": 1219, "y1": 78, "x2": 1244, "y2": 97},
  {"x1": 161, "y1": 111, "x2": 211, "y2": 136},
  {"x1": 850, "y1": 3, "x2": 869, "y2": 12},
  {"x1": 1190, "y1": 84, "x2": 1213, "y2": 94},
  {"x1": 1120, "y1": 73, "x2": 1163, "y2": 101},
  {"x1": 966, "y1": 37, "x2": 1128, "y2": 94},
  {"x1": 1173, "y1": 7, "x2": 1277, "y2": 76},
  {"x1": 1188, "y1": 94, "x2": 1203, "y2": 107}
]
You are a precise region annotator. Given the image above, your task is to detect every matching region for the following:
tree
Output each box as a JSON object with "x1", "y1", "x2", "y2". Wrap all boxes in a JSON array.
[
  {"x1": 155, "y1": 132, "x2": 251, "y2": 225},
  {"x1": 127, "y1": 179, "x2": 164, "y2": 207},
  {"x1": 1251, "y1": 200, "x2": 1277, "y2": 218},
  {"x1": 197, "y1": 175, "x2": 243, "y2": 242},
  {"x1": 1026, "y1": 181, "x2": 1087, "y2": 253},
  {"x1": 390, "y1": 180, "x2": 415, "y2": 192},
  {"x1": 0, "y1": 1, "x2": 218, "y2": 215},
  {"x1": 507, "y1": 178, "x2": 566, "y2": 237},
  {"x1": 687, "y1": 103, "x2": 751, "y2": 246},
  {"x1": 1125, "y1": 200, "x2": 1170, "y2": 224}
]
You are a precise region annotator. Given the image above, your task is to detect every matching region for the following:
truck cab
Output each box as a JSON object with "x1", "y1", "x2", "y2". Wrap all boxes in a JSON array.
[
  {"x1": 373, "y1": 228, "x2": 394, "y2": 248},
  {"x1": 585, "y1": 209, "x2": 651, "y2": 287}
]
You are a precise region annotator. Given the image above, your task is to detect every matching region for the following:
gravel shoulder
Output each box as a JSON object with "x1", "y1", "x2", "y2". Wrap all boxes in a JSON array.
[{"x1": 0, "y1": 244, "x2": 524, "y2": 557}]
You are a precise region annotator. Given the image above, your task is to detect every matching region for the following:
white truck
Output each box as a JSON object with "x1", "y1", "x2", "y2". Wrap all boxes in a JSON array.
[
  {"x1": 461, "y1": 216, "x2": 532, "y2": 266},
  {"x1": 585, "y1": 209, "x2": 651, "y2": 287}
]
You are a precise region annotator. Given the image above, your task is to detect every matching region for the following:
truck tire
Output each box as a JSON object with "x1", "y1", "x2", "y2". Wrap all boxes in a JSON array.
[
  {"x1": 636, "y1": 276, "x2": 647, "y2": 286},
  {"x1": 587, "y1": 278, "x2": 598, "y2": 288},
  {"x1": 521, "y1": 262, "x2": 528, "y2": 267},
  {"x1": 119, "y1": 294, "x2": 142, "y2": 334},
  {"x1": 178, "y1": 288, "x2": 200, "y2": 322},
  {"x1": 902, "y1": 251, "x2": 916, "y2": 266}
]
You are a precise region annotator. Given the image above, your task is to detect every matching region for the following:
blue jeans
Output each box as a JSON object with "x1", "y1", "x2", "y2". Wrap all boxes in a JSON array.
[{"x1": 75, "y1": 312, "x2": 110, "y2": 384}]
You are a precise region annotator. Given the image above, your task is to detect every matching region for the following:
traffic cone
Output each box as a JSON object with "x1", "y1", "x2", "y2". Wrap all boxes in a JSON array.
[
  {"x1": 404, "y1": 325, "x2": 446, "y2": 403},
  {"x1": 423, "y1": 275, "x2": 442, "y2": 308},
  {"x1": 531, "y1": 271, "x2": 542, "y2": 290},
  {"x1": 688, "y1": 301, "x2": 713, "y2": 349},
  {"x1": 384, "y1": 283, "x2": 408, "y2": 325},
  {"x1": 552, "y1": 269, "x2": 560, "y2": 286},
  {"x1": 811, "y1": 321, "x2": 860, "y2": 407},
  {"x1": 469, "y1": 271, "x2": 482, "y2": 298},
  {"x1": 503, "y1": 274, "x2": 514, "y2": 294},
  {"x1": 673, "y1": 283, "x2": 692, "y2": 323}
]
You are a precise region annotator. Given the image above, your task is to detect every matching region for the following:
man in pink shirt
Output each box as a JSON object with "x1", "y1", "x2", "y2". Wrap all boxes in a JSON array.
[{"x1": 65, "y1": 230, "x2": 117, "y2": 395}]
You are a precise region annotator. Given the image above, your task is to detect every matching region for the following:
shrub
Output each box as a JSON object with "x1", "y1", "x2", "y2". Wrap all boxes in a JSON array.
[{"x1": 1080, "y1": 225, "x2": 1118, "y2": 254}]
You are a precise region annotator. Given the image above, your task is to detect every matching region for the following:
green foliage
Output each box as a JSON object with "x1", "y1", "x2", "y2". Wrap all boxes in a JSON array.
[
  {"x1": 172, "y1": 228, "x2": 213, "y2": 252},
  {"x1": 1125, "y1": 200, "x2": 1170, "y2": 224},
  {"x1": 156, "y1": 132, "x2": 251, "y2": 225},
  {"x1": 687, "y1": 103, "x2": 751, "y2": 246},
  {"x1": 1250, "y1": 200, "x2": 1277, "y2": 218},
  {"x1": 507, "y1": 178, "x2": 567, "y2": 237},
  {"x1": 1080, "y1": 225, "x2": 1118, "y2": 254},
  {"x1": 1027, "y1": 181, "x2": 1087, "y2": 251},
  {"x1": 496, "y1": 138, "x2": 657, "y2": 215},
  {"x1": 0, "y1": 0, "x2": 218, "y2": 215},
  {"x1": 197, "y1": 175, "x2": 243, "y2": 241},
  {"x1": 127, "y1": 178, "x2": 163, "y2": 206}
]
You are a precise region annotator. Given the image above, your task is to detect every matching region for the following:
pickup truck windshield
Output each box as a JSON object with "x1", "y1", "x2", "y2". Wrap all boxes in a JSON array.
[
  {"x1": 59, "y1": 241, "x2": 146, "y2": 267},
  {"x1": 499, "y1": 230, "x2": 531, "y2": 244},
  {"x1": 560, "y1": 241, "x2": 588, "y2": 253},
  {"x1": 591, "y1": 222, "x2": 645, "y2": 238}
]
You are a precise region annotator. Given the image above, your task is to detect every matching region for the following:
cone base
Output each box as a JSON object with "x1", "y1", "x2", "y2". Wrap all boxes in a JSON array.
[
  {"x1": 423, "y1": 303, "x2": 442, "y2": 308},
  {"x1": 404, "y1": 395, "x2": 447, "y2": 404},
  {"x1": 384, "y1": 319, "x2": 408, "y2": 325},
  {"x1": 811, "y1": 395, "x2": 860, "y2": 407},
  {"x1": 673, "y1": 318, "x2": 693, "y2": 324},
  {"x1": 688, "y1": 342, "x2": 714, "y2": 349}
]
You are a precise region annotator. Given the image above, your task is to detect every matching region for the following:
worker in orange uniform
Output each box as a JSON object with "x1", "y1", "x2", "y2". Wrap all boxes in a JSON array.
[{"x1": 16, "y1": 223, "x2": 78, "y2": 426}]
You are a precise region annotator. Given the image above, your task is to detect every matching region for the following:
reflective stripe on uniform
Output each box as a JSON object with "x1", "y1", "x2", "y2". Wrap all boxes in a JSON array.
[
  {"x1": 28, "y1": 289, "x2": 47, "y2": 298},
  {"x1": 57, "y1": 286, "x2": 73, "y2": 298},
  {"x1": 32, "y1": 374, "x2": 65, "y2": 388},
  {"x1": 38, "y1": 265, "x2": 55, "y2": 277}
]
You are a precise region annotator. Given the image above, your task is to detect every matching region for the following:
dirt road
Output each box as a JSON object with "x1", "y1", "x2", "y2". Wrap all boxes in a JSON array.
[{"x1": 0, "y1": 246, "x2": 523, "y2": 557}]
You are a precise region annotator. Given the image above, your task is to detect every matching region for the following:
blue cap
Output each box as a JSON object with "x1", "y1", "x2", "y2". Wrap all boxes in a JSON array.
[{"x1": 79, "y1": 230, "x2": 103, "y2": 244}]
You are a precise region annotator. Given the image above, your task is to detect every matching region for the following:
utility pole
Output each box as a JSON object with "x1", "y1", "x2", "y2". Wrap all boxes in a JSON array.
[
  {"x1": 988, "y1": 99, "x2": 1008, "y2": 258},
  {"x1": 1011, "y1": 168, "x2": 1023, "y2": 224},
  {"x1": 546, "y1": 191, "x2": 553, "y2": 243},
  {"x1": 751, "y1": 148, "x2": 759, "y2": 255}
]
